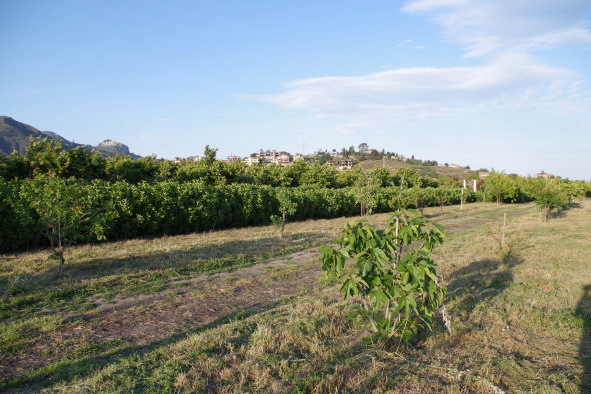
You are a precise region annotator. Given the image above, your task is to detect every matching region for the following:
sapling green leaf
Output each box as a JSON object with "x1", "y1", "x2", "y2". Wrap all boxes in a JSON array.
[{"x1": 319, "y1": 209, "x2": 446, "y2": 345}]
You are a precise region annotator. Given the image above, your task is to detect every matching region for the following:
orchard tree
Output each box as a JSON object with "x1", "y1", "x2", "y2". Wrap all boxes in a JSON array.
[
  {"x1": 271, "y1": 189, "x2": 297, "y2": 239},
  {"x1": 21, "y1": 174, "x2": 108, "y2": 274},
  {"x1": 484, "y1": 172, "x2": 520, "y2": 203},
  {"x1": 560, "y1": 180, "x2": 586, "y2": 206},
  {"x1": 535, "y1": 188, "x2": 567, "y2": 221},
  {"x1": 25, "y1": 137, "x2": 63, "y2": 174}
]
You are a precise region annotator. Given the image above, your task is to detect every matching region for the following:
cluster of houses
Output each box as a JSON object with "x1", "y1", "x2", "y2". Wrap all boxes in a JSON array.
[
  {"x1": 240, "y1": 149, "x2": 353, "y2": 170},
  {"x1": 242, "y1": 150, "x2": 303, "y2": 166}
]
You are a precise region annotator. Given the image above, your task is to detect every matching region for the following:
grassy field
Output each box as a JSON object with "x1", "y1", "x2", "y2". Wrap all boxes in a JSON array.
[
  {"x1": 354, "y1": 159, "x2": 479, "y2": 179},
  {"x1": 1, "y1": 200, "x2": 589, "y2": 393}
]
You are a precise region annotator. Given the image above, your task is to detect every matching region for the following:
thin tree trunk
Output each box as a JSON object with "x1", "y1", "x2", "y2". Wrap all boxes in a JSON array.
[
  {"x1": 501, "y1": 212, "x2": 506, "y2": 248},
  {"x1": 58, "y1": 217, "x2": 64, "y2": 275},
  {"x1": 363, "y1": 297, "x2": 378, "y2": 333},
  {"x1": 280, "y1": 208, "x2": 287, "y2": 238}
]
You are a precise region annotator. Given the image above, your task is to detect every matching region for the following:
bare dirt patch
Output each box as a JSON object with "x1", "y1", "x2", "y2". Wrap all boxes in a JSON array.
[{"x1": 1, "y1": 251, "x2": 322, "y2": 381}]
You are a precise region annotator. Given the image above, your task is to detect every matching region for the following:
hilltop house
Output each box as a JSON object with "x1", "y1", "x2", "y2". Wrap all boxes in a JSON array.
[
  {"x1": 327, "y1": 159, "x2": 353, "y2": 170},
  {"x1": 244, "y1": 156, "x2": 260, "y2": 166}
]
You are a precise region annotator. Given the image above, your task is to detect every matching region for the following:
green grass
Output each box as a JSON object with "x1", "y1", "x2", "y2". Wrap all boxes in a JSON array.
[{"x1": 1, "y1": 200, "x2": 590, "y2": 392}]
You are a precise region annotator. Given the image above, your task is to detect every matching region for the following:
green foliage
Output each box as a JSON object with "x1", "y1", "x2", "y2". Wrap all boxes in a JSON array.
[
  {"x1": 560, "y1": 180, "x2": 587, "y2": 205},
  {"x1": 534, "y1": 188, "x2": 567, "y2": 221},
  {"x1": 299, "y1": 163, "x2": 338, "y2": 188},
  {"x1": 19, "y1": 174, "x2": 111, "y2": 273},
  {"x1": 0, "y1": 179, "x2": 41, "y2": 251},
  {"x1": 484, "y1": 172, "x2": 521, "y2": 204},
  {"x1": 271, "y1": 189, "x2": 298, "y2": 238},
  {"x1": 320, "y1": 209, "x2": 446, "y2": 344},
  {"x1": 0, "y1": 178, "x2": 500, "y2": 254},
  {"x1": 355, "y1": 170, "x2": 382, "y2": 216},
  {"x1": 1, "y1": 133, "x2": 579, "y2": 254},
  {"x1": 203, "y1": 145, "x2": 218, "y2": 165}
]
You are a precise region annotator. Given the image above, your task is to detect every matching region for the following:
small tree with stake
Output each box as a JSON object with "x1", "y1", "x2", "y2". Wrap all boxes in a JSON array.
[
  {"x1": 355, "y1": 171, "x2": 382, "y2": 216},
  {"x1": 20, "y1": 174, "x2": 108, "y2": 275},
  {"x1": 320, "y1": 209, "x2": 447, "y2": 345},
  {"x1": 271, "y1": 189, "x2": 297, "y2": 239}
]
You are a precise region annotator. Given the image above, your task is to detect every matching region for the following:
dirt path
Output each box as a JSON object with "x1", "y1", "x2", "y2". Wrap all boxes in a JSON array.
[{"x1": 2, "y1": 252, "x2": 323, "y2": 384}]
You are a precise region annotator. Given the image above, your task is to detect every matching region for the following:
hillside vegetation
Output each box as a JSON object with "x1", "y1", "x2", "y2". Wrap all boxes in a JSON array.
[
  {"x1": 2, "y1": 138, "x2": 589, "y2": 254},
  {"x1": 1, "y1": 200, "x2": 590, "y2": 392},
  {"x1": 355, "y1": 159, "x2": 478, "y2": 180}
]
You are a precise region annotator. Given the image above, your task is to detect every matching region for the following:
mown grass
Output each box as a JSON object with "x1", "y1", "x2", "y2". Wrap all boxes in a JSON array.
[{"x1": 1, "y1": 200, "x2": 589, "y2": 392}]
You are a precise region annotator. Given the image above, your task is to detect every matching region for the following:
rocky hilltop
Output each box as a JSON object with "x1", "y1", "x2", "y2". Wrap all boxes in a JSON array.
[
  {"x1": 97, "y1": 139, "x2": 137, "y2": 157},
  {"x1": 0, "y1": 116, "x2": 141, "y2": 159}
]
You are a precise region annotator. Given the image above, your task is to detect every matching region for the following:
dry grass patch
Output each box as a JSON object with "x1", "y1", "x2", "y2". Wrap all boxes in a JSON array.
[{"x1": 1, "y1": 200, "x2": 589, "y2": 393}]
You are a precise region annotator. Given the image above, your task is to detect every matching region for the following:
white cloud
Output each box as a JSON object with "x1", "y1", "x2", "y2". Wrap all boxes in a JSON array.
[
  {"x1": 254, "y1": 53, "x2": 586, "y2": 132},
  {"x1": 248, "y1": 0, "x2": 591, "y2": 136},
  {"x1": 403, "y1": 0, "x2": 469, "y2": 13},
  {"x1": 403, "y1": 0, "x2": 591, "y2": 57}
]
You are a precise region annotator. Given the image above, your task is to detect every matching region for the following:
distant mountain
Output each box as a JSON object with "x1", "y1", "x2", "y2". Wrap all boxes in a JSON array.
[
  {"x1": 95, "y1": 139, "x2": 138, "y2": 157},
  {"x1": 0, "y1": 116, "x2": 141, "y2": 159}
]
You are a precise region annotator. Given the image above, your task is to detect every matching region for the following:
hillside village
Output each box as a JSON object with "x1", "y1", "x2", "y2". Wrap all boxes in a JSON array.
[{"x1": 184, "y1": 145, "x2": 469, "y2": 173}]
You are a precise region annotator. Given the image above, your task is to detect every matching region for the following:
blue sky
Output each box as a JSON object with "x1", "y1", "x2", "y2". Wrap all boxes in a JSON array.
[{"x1": 1, "y1": 0, "x2": 590, "y2": 180}]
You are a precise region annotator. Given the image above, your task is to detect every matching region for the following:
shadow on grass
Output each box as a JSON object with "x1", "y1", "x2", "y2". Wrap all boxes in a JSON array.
[
  {"x1": 0, "y1": 297, "x2": 292, "y2": 392},
  {"x1": 577, "y1": 284, "x2": 591, "y2": 393},
  {"x1": 73, "y1": 231, "x2": 326, "y2": 274},
  {"x1": 549, "y1": 202, "x2": 582, "y2": 219},
  {"x1": 5, "y1": 232, "x2": 328, "y2": 296},
  {"x1": 445, "y1": 255, "x2": 524, "y2": 329}
]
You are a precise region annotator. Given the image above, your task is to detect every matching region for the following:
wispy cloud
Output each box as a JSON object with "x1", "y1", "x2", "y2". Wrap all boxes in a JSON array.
[
  {"x1": 255, "y1": 54, "x2": 585, "y2": 131},
  {"x1": 403, "y1": 0, "x2": 591, "y2": 57},
  {"x1": 248, "y1": 0, "x2": 591, "y2": 135}
]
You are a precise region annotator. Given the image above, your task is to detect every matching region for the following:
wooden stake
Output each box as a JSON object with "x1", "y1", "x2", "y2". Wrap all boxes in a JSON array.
[{"x1": 501, "y1": 212, "x2": 506, "y2": 249}]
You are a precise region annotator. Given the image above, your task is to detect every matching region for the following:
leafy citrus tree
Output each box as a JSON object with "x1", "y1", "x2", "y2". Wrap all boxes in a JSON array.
[
  {"x1": 24, "y1": 137, "x2": 63, "y2": 174},
  {"x1": 535, "y1": 188, "x2": 567, "y2": 221},
  {"x1": 484, "y1": 172, "x2": 520, "y2": 203},
  {"x1": 270, "y1": 189, "x2": 298, "y2": 238},
  {"x1": 20, "y1": 174, "x2": 109, "y2": 274},
  {"x1": 560, "y1": 180, "x2": 587, "y2": 206},
  {"x1": 320, "y1": 209, "x2": 447, "y2": 344}
]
